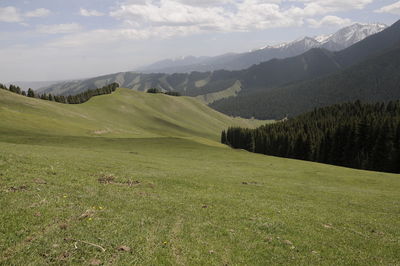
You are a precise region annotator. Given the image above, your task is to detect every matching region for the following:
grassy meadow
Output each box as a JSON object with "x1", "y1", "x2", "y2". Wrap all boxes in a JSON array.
[{"x1": 0, "y1": 88, "x2": 399, "y2": 265}]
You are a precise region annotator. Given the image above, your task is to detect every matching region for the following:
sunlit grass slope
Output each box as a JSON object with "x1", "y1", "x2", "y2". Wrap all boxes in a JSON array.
[
  {"x1": 0, "y1": 89, "x2": 399, "y2": 265},
  {"x1": 0, "y1": 88, "x2": 263, "y2": 142}
]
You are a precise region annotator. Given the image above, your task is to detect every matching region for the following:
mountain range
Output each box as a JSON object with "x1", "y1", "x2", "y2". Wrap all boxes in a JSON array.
[
  {"x1": 38, "y1": 23, "x2": 387, "y2": 96},
  {"x1": 211, "y1": 20, "x2": 400, "y2": 118},
  {"x1": 38, "y1": 20, "x2": 400, "y2": 119},
  {"x1": 138, "y1": 23, "x2": 387, "y2": 73}
]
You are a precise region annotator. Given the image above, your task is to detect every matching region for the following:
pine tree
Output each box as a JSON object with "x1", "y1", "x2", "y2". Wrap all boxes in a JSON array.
[
  {"x1": 27, "y1": 88, "x2": 35, "y2": 98},
  {"x1": 221, "y1": 130, "x2": 227, "y2": 144}
]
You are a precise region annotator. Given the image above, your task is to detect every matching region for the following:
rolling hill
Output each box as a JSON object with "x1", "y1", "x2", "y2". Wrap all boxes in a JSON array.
[
  {"x1": 1, "y1": 86, "x2": 399, "y2": 265},
  {"x1": 0, "y1": 88, "x2": 263, "y2": 142}
]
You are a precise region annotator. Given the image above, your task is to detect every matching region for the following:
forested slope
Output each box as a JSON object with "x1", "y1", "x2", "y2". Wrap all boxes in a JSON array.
[
  {"x1": 212, "y1": 44, "x2": 400, "y2": 119},
  {"x1": 223, "y1": 100, "x2": 400, "y2": 173}
]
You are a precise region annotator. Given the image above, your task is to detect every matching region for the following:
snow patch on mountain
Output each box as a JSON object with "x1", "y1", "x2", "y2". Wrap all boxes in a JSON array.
[{"x1": 260, "y1": 23, "x2": 388, "y2": 52}]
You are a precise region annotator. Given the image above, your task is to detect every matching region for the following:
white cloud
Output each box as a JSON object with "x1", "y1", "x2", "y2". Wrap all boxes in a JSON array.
[
  {"x1": 0, "y1": 6, "x2": 22, "y2": 23},
  {"x1": 0, "y1": 6, "x2": 51, "y2": 23},
  {"x1": 307, "y1": 15, "x2": 353, "y2": 28},
  {"x1": 47, "y1": 25, "x2": 202, "y2": 48},
  {"x1": 110, "y1": 0, "x2": 301, "y2": 33},
  {"x1": 25, "y1": 8, "x2": 51, "y2": 18},
  {"x1": 289, "y1": 0, "x2": 374, "y2": 10},
  {"x1": 46, "y1": 0, "x2": 372, "y2": 48},
  {"x1": 79, "y1": 8, "x2": 104, "y2": 17},
  {"x1": 375, "y1": 1, "x2": 400, "y2": 15},
  {"x1": 285, "y1": 0, "x2": 374, "y2": 19},
  {"x1": 37, "y1": 23, "x2": 82, "y2": 34},
  {"x1": 109, "y1": 0, "x2": 371, "y2": 36},
  {"x1": 174, "y1": 0, "x2": 234, "y2": 6}
]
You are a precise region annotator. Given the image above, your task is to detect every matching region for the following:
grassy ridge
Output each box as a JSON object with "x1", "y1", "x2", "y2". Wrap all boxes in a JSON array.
[
  {"x1": 0, "y1": 88, "x2": 263, "y2": 141},
  {"x1": 0, "y1": 89, "x2": 399, "y2": 265}
]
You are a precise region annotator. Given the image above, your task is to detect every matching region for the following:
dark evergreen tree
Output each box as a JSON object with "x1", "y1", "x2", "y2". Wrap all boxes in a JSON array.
[
  {"x1": 164, "y1": 91, "x2": 181, "y2": 96},
  {"x1": 27, "y1": 88, "x2": 35, "y2": 98},
  {"x1": 147, "y1": 88, "x2": 161, "y2": 93},
  {"x1": 221, "y1": 130, "x2": 227, "y2": 144}
]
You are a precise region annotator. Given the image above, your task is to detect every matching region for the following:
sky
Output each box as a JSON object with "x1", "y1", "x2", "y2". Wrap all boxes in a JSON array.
[{"x1": 0, "y1": 0, "x2": 399, "y2": 82}]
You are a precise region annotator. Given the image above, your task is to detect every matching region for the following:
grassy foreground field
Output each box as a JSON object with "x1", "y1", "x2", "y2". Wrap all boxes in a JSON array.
[{"x1": 0, "y1": 89, "x2": 399, "y2": 265}]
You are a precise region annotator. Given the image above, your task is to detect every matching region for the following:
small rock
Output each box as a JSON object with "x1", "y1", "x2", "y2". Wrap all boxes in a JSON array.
[
  {"x1": 264, "y1": 236, "x2": 273, "y2": 242},
  {"x1": 323, "y1": 224, "x2": 333, "y2": 229},
  {"x1": 59, "y1": 223, "x2": 68, "y2": 230},
  {"x1": 58, "y1": 251, "x2": 70, "y2": 261},
  {"x1": 79, "y1": 210, "x2": 95, "y2": 220},
  {"x1": 89, "y1": 258, "x2": 102, "y2": 265},
  {"x1": 209, "y1": 250, "x2": 215, "y2": 254},
  {"x1": 117, "y1": 245, "x2": 131, "y2": 252},
  {"x1": 283, "y1": 240, "x2": 293, "y2": 245}
]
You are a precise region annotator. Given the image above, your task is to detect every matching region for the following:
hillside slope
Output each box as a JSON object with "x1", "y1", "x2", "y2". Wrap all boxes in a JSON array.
[
  {"x1": 38, "y1": 48, "x2": 340, "y2": 99},
  {"x1": 0, "y1": 88, "x2": 263, "y2": 142},
  {"x1": 211, "y1": 44, "x2": 400, "y2": 119},
  {"x1": 1, "y1": 83, "x2": 399, "y2": 265}
]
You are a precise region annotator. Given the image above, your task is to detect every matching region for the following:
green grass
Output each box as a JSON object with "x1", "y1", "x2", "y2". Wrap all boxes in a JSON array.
[
  {"x1": 0, "y1": 89, "x2": 399, "y2": 265},
  {"x1": 0, "y1": 88, "x2": 263, "y2": 141}
]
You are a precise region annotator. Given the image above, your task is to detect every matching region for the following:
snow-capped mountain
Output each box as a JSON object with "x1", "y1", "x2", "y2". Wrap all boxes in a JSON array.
[
  {"x1": 138, "y1": 23, "x2": 388, "y2": 74},
  {"x1": 261, "y1": 23, "x2": 388, "y2": 53},
  {"x1": 319, "y1": 23, "x2": 387, "y2": 51}
]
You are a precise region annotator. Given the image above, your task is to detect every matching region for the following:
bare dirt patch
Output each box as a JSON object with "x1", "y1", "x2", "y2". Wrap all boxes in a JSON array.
[
  {"x1": 97, "y1": 174, "x2": 140, "y2": 187},
  {"x1": 241, "y1": 181, "x2": 261, "y2": 186},
  {"x1": 93, "y1": 129, "x2": 112, "y2": 135},
  {"x1": 7, "y1": 185, "x2": 29, "y2": 192},
  {"x1": 33, "y1": 178, "x2": 47, "y2": 184}
]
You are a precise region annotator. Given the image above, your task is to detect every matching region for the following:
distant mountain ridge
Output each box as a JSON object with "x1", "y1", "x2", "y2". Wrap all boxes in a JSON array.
[
  {"x1": 211, "y1": 20, "x2": 400, "y2": 119},
  {"x1": 6, "y1": 80, "x2": 64, "y2": 90},
  {"x1": 38, "y1": 22, "x2": 388, "y2": 97},
  {"x1": 212, "y1": 43, "x2": 400, "y2": 119},
  {"x1": 38, "y1": 20, "x2": 400, "y2": 120},
  {"x1": 38, "y1": 48, "x2": 341, "y2": 97},
  {"x1": 138, "y1": 23, "x2": 387, "y2": 73}
]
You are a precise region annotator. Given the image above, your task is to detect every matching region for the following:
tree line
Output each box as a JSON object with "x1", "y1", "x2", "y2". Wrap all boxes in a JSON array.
[
  {"x1": 222, "y1": 100, "x2": 400, "y2": 173},
  {"x1": 147, "y1": 88, "x2": 181, "y2": 96},
  {"x1": 0, "y1": 83, "x2": 119, "y2": 104}
]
